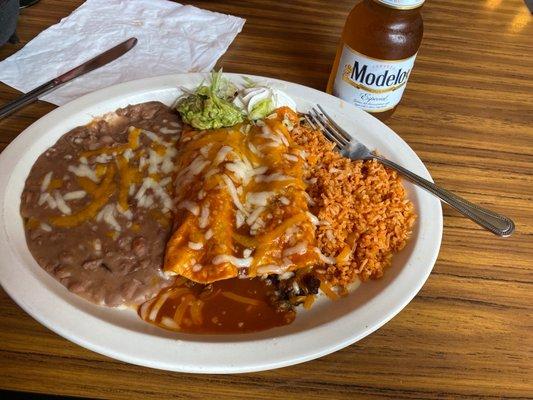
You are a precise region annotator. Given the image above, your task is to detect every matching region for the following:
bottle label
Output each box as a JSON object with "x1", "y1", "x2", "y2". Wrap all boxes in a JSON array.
[
  {"x1": 375, "y1": 0, "x2": 425, "y2": 9},
  {"x1": 332, "y1": 44, "x2": 417, "y2": 112}
]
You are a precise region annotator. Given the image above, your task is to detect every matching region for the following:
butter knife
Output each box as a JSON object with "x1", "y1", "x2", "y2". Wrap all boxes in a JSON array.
[{"x1": 0, "y1": 37, "x2": 137, "y2": 119}]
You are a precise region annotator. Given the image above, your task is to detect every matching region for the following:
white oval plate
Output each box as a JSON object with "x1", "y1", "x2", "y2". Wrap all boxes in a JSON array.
[{"x1": 0, "y1": 73, "x2": 442, "y2": 373}]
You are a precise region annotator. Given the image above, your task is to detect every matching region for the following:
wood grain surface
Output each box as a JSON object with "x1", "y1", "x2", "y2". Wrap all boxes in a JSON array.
[{"x1": 1, "y1": 0, "x2": 532, "y2": 398}]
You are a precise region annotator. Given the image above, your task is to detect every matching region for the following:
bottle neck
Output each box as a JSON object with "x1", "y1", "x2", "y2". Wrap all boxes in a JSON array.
[{"x1": 371, "y1": 0, "x2": 425, "y2": 10}]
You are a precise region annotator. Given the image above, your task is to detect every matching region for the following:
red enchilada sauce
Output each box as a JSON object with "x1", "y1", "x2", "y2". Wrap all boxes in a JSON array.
[{"x1": 138, "y1": 277, "x2": 295, "y2": 333}]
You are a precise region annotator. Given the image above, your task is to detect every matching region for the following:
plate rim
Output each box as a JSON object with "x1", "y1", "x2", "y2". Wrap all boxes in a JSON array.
[{"x1": 0, "y1": 72, "x2": 442, "y2": 373}]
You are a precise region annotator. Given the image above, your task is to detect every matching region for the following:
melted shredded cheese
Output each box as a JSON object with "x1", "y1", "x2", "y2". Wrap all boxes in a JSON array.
[
  {"x1": 256, "y1": 264, "x2": 288, "y2": 275},
  {"x1": 212, "y1": 254, "x2": 253, "y2": 268},
  {"x1": 246, "y1": 191, "x2": 275, "y2": 207},
  {"x1": 96, "y1": 204, "x2": 121, "y2": 232},
  {"x1": 246, "y1": 206, "x2": 265, "y2": 226},
  {"x1": 314, "y1": 247, "x2": 336, "y2": 264},
  {"x1": 68, "y1": 164, "x2": 98, "y2": 182},
  {"x1": 283, "y1": 241, "x2": 308, "y2": 257},
  {"x1": 160, "y1": 127, "x2": 180, "y2": 135},
  {"x1": 53, "y1": 191, "x2": 72, "y2": 215},
  {"x1": 178, "y1": 200, "x2": 200, "y2": 216},
  {"x1": 306, "y1": 211, "x2": 320, "y2": 226},
  {"x1": 213, "y1": 145, "x2": 233, "y2": 167},
  {"x1": 63, "y1": 190, "x2": 87, "y2": 201},
  {"x1": 221, "y1": 174, "x2": 247, "y2": 215},
  {"x1": 188, "y1": 241, "x2": 204, "y2": 250},
  {"x1": 199, "y1": 204, "x2": 210, "y2": 229},
  {"x1": 41, "y1": 172, "x2": 53, "y2": 192},
  {"x1": 255, "y1": 172, "x2": 292, "y2": 183}
]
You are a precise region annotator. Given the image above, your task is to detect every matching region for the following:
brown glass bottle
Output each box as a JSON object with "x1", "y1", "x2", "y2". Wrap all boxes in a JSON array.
[{"x1": 327, "y1": 0, "x2": 424, "y2": 120}]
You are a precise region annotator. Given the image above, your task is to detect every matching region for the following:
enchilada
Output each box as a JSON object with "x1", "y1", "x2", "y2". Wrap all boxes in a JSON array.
[{"x1": 164, "y1": 107, "x2": 320, "y2": 284}]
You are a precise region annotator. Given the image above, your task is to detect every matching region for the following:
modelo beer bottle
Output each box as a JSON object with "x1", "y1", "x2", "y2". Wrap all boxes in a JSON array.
[{"x1": 327, "y1": 0, "x2": 424, "y2": 120}]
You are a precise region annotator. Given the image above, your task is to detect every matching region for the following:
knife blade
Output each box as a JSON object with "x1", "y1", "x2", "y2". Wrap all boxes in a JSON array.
[{"x1": 0, "y1": 37, "x2": 138, "y2": 120}]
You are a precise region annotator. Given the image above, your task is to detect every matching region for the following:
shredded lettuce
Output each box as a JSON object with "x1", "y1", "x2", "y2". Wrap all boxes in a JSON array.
[
  {"x1": 248, "y1": 98, "x2": 274, "y2": 120},
  {"x1": 241, "y1": 76, "x2": 257, "y2": 89}
]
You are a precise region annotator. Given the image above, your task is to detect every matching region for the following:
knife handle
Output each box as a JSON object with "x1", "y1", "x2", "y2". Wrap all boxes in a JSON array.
[{"x1": 0, "y1": 80, "x2": 57, "y2": 120}]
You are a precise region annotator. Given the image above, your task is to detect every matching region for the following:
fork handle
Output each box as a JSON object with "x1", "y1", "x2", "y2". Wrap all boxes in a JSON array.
[{"x1": 375, "y1": 156, "x2": 515, "y2": 237}]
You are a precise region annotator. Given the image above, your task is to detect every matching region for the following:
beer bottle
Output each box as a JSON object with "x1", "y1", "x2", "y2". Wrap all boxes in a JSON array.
[{"x1": 327, "y1": 0, "x2": 424, "y2": 120}]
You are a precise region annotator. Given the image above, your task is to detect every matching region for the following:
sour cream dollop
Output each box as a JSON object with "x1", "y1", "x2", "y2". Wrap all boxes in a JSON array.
[{"x1": 233, "y1": 86, "x2": 297, "y2": 120}]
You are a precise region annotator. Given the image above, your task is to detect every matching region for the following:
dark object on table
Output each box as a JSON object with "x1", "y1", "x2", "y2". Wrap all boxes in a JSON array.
[
  {"x1": 19, "y1": 0, "x2": 39, "y2": 8},
  {"x1": 0, "y1": 0, "x2": 19, "y2": 47}
]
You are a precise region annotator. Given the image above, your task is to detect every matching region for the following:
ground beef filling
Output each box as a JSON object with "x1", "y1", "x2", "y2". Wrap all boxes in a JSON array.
[{"x1": 20, "y1": 102, "x2": 182, "y2": 307}]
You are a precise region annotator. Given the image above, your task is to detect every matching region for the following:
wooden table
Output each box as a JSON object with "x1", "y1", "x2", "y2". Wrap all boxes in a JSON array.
[{"x1": 1, "y1": 1, "x2": 531, "y2": 398}]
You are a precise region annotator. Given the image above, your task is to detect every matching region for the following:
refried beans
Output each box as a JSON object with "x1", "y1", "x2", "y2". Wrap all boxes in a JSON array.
[{"x1": 20, "y1": 102, "x2": 182, "y2": 307}]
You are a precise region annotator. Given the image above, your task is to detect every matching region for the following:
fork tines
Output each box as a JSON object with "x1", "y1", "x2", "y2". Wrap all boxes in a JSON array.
[{"x1": 305, "y1": 106, "x2": 351, "y2": 149}]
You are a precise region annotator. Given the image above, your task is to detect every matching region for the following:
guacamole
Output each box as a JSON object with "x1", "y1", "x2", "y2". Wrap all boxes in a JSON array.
[{"x1": 176, "y1": 71, "x2": 244, "y2": 130}]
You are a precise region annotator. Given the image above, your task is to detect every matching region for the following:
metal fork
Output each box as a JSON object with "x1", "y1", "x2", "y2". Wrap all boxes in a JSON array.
[{"x1": 306, "y1": 105, "x2": 515, "y2": 237}]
